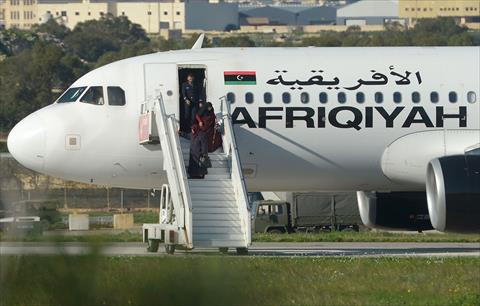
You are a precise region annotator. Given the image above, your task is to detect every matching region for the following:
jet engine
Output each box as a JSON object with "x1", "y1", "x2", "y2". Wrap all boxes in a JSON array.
[
  {"x1": 426, "y1": 153, "x2": 480, "y2": 233},
  {"x1": 357, "y1": 191, "x2": 433, "y2": 231}
]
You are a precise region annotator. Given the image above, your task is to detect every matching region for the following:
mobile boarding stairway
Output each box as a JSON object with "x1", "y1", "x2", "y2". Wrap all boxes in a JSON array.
[{"x1": 140, "y1": 94, "x2": 251, "y2": 255}]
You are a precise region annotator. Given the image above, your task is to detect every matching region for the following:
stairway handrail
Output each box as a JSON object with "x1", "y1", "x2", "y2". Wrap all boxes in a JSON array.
[
  {"x1": 151, "y1": 94, "x2": 193, "y2": 248},
  {"x1": 219, "y1": 96, "x2": 251, "y2": 246}
]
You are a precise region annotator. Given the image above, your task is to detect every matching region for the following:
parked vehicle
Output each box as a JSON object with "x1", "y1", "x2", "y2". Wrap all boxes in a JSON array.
[
  {"x1": 253, "y1": 193, "x2": 362, "y2": 233},
  {"x1": 0, "y1": 216, "x2": 44, "y2": 234}
]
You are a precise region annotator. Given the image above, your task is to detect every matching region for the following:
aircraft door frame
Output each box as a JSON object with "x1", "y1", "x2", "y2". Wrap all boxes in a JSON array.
[{"x1": 144, "y1": 63, "x2": 179, "y2": 118}]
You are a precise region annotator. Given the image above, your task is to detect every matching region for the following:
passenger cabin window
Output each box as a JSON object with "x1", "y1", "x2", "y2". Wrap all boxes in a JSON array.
[
  {"x1": 57, "y1": 87, "x2": 87, "y2": 103},
  {"x1": 356, "y1": 92, "x2": 365, "y2": 103},
  {"x1": 412, "y1": 91, "x2": 421, "y2": 103},
  {"x1": 301, "y1": 92, "x2": 309, "y2": 104},
  {"x1": 319, "y1": 92, "x2": 328, "y2": 104},
  {"x1": 375, "y1": 92, "x2": 383, "y2": 103},
  {"x1": 282, "y1": 92, "x2": 291, "y2": 104},
  {"x1": 430, "y1": 91, "x2": 439, "y2": 103},
  {"x1": 227, "y1": 92, "x2": 235, "y2": 104},
  {"x1": 264, "y1": 92, "x2": 272, "y2": 104},
  {"x1": 467, "y1": 91, "x2": 477, "y2": 103},
  {"x1": 338, "y1": 92, "x2": 346, "y2": 104},
  {"x1": 393, "y1": 92, "x2": 402, "y2": 103},
  {"x1": 80, "y1": 86, "x2": 104, "y2": 105},
  {"x1": 245, "y1": 92, "x2": 254, "y2": 104},
  {"x1": 449, "y1": 91, "x2": 458, "y2": 103},
  {"x1": 107, "y1": 87, "x2": 126, "y2": 106}
]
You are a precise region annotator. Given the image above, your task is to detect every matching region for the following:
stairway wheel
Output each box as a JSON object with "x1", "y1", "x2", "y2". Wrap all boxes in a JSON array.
[{"x1": 165, "y1": 244, "x2": 176, "y2": 255}]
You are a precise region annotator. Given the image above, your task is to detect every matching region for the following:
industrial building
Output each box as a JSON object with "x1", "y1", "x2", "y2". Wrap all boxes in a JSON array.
[
  {"x1": 399, "y1": 0, "x2": 480, "y2": 29},
  {"x1": 336, "y1": 0, "x2": 405, "y2": 26},
  {"x1": 239, "y1": 4, "x2": 337, "y2": 26},
  {"x1": 0, "y1": 0, "x2": 239, "y2": 34}
]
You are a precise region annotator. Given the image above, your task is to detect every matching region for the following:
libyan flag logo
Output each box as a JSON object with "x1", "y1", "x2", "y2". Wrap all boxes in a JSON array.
[{"x1": 224, "y1": 71, "x2": 256, "y2": 85}]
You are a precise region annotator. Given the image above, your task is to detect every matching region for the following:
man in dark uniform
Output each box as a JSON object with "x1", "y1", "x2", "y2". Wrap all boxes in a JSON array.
[{"x1": 181, "y1": 73, "x2": 201, "y2": 133}]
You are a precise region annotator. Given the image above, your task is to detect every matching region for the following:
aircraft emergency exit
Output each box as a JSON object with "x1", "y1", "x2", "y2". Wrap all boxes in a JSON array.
[{"x1": 7, "y1": 45, "x2": 480, "y2": 243}]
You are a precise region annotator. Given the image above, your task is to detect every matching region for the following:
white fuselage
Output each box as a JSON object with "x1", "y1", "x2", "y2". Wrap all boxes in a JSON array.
[{"x1": 7, "y1": 47, "x2": 480, "y2": 192}]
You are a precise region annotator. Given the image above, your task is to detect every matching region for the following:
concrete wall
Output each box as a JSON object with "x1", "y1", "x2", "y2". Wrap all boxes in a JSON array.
[
  {"x1": 113, "y1": 213, "x2": 134, "y2": 229},
  {"x1": 69, "y1": 214, "x2": 89, "y2": 230}
]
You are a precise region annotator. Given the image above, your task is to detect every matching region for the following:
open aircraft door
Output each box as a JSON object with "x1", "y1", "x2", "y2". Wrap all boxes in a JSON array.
[{"x1": 144, "y1": 63, "x2": 179, "y2": 116}]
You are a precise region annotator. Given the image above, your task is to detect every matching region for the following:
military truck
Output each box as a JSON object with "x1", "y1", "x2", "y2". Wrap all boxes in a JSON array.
[{"x1": 253, "y1": 192, "x2": 362, "y2": 233}]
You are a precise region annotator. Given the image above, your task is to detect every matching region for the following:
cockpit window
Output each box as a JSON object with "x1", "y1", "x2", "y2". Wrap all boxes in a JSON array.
[
  {"x1": 80, "y1": 86, "x2": 105, "y2": 105},
  {"x1": 57, "y1": 87, "x2": 87, "y2": 103},
  {"x1": 107, "y1": 87, "x2": 126, "y2": 106}
]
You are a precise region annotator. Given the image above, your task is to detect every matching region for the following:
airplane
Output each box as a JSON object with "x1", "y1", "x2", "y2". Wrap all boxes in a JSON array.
[{"x1": 7, "y1": 38, "x2": 480, "y2": 253}]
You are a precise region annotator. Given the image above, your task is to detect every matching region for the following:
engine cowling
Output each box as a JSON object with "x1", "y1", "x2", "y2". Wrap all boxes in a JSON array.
[
  {"x1": 426, "y1": 154, "x2": 480, "y2": 233},
  {"x1": 357, "y1": 191, "x2": 433, "y2": 231}
]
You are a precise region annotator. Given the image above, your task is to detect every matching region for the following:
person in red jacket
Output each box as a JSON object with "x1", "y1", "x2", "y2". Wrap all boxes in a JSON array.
[{"x1": 195, "y1": 102, "x2": 222, "y2": 152}]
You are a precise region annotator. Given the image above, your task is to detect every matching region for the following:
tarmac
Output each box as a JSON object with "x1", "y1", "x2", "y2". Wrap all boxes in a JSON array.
[{"x1": 1, "y1": 242, "x2": 479, "y2": 257}]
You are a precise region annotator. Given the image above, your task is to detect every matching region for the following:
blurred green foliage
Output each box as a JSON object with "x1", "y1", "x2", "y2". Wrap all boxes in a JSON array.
[
  {"x1": 0, "y1": 16, "x2": 478, "y2": 132},
  {"x1": 0, "y1": 255, "x2": 479, "y2": 306}
]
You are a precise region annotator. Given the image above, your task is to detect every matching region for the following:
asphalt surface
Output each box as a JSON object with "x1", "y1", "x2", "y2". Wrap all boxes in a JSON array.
[{"x1": 1, "y1": 242, "x2": 479, "y2": 257}]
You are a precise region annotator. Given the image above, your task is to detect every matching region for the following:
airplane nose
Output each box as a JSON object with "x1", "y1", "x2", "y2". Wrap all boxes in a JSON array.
[{"x1": 7, "y1": 112, "x2": 46, "y2": 172}]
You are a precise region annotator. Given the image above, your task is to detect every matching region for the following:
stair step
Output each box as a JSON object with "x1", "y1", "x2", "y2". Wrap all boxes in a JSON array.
[
  {"x1": 193, "y1": 220, "x2": 240, "y2": 227},
  {"x1": 193, "y1": 214, "x2": 240, "y2": 221},
  {"x1": 189, "y1": 180, "x2": 233, "y2": 188},
  {"x1": 190, "y1": 186, "x2": 233, "y2": 194},
  {"x1": 193, "y1": 226, "x2": 243, "y2": 234},
  {"x1": 192, "y1": 200, "x2": 237, "y2": 207},
  {"x1": 191, "y1": 193, "x2": 236, "y2": 201},
  {"x1": 204, "y1": 174, "x2": 231, "y2": 180},
  {"x1": 193, "y1": 206, "x2": 238, "y2": 214},
  {"x1": 193, "y1": 240, "x2": 247, "y2": 248},
  {"x1": 183, "y1": 153, "x2": 228, "y2": 161}
]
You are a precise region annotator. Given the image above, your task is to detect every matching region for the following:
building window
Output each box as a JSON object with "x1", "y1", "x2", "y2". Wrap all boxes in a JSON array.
[
  {"x1": 282, "y1": 92, "x2": 291, "y2": 104},
  {"x1": 100, "y1": 12, "x2": 104, "y2": 16},
  {"x1": 264, "y1": 92, "x2": 272, "y2": 104},
  {"x1": 375, "y1": 92, "x2": 383, "y2": 103},
  {"x1": 430, "y1": 92, "x2": 439, "y2": 103},
  {"x1": 147, "y1": 11, "x2": 152, "y2": 15},
  {"x1": 75, "y1": 11, "x2": 79, "y2": 16},
  {"x1": 164, "y1": 11, "x2": 168, "y2": 15},
  {"x1": 61, "y1": 11, "x2": 67, "y2": 17},
  {"x1": 245, "y1": 92, "x2": 254, "y2": 104},
  {"x1": 88, "y1": 12, "x2": 91, "y2": 16},
  {"x1": 467, "y1": 91, "x2": 477, "y2": 103},
  {"x1": 176, "y1": 11, "x2": 181, "y2": 16},
  {"x1": 227, "y1": 92, "x2": 235, "y2": 104},
  {"x1": 393, "y1": 92, "x2": 402, "y2": 103},
  {"x1": 319, "y1": 92, "x2": 328, "y2": 104},
  {"x1": 356, "y1": 92, "x2": 365, "y2": 103},
  {"x1": 300, "y1": 92, "x2": 309, "y2": 104},
  {"x1": 412, "y1": 92, "x2": 421, "y2": 103}
]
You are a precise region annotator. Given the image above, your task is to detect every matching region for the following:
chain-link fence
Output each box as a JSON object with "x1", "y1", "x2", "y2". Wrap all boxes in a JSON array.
[{"x1": 0, "y1": 154, "x2": 162, "y2": 213}]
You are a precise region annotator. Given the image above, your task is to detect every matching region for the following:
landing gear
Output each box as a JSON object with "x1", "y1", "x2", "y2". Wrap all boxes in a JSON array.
[
  {"x1": 219, "y1": 247, "x2": 229, "y2": 254},
  {"x1": 165, "y1": 244, "x2": 176, "y2": 255},
  {"x1": 147, "y1": 239, "x2": 160, "y2": 253},
  {"x1": 236, "y1": 247, "x2": 248, "y2": 255}
]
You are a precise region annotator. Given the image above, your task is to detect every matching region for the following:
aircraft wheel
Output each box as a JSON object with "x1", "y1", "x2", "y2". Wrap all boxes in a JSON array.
[
  {"x1": 236, "y1": 247, "x2": 248, "y2": 256},
  {"x1": 165, "y1": 244, "x2": 176, "y2": 255},
  {"x1": 147, "y1": 239, "x2": 159, "y2": 253},
  {"x1": 219, "y1": 247, "x2": 229, "y2": 254}
]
